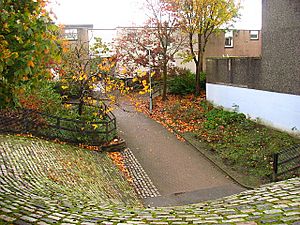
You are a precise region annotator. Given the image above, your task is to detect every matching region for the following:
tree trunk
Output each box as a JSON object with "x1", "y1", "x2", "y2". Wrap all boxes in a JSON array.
[
  {"x1": 162, "y1": 57, "x2": 168, "y2": 101},
  {"x1": 78, "y1": 84, "x2": 84, "y2": 116},
  {"x1": 195, "y1": 50, "x2": 204, "y2": 96},
  {"x1": 78, "y1": 99, "x2": 84, "y2": 116},
  {"x1": 195, "y1": 64, "x2": 200, "y2": 96}
]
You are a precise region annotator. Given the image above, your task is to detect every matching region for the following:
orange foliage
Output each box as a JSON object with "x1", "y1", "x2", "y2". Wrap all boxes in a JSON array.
[
  {"x1": 131, "y1": 92, "x2": 206, "y2": 141},
  {"x1": 108, "y1": 152, "x2": 133, "y2": 183},
  {"x1": 19, "y1": 94, "x2": 42, "y2": 111}
]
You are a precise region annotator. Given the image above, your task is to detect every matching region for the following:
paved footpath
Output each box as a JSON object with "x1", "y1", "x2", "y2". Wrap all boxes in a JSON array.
[{"x1": 114, "y1": 99, "x2": 245, "y2": 206}]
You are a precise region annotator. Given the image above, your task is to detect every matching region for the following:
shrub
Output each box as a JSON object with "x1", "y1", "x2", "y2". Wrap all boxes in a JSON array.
[
  {"x1": 204, "y1": 107, "x2": 246, "y2": 129},
  {"x1": 169, "y1": 69, "x2": 195, "y2": 95},
  {"x1": 17, "y1": 80, "x2": 62, "y2": 114},
  {"x1": 168, "y1": 68, "x2": 206, "y2": 95}
]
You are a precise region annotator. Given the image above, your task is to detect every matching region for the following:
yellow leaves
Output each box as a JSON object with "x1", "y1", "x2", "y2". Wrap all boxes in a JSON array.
[
  {"x1": 3, "y1": 23, "x2": 9, "y2": 31},
  {"x1": 132, "y1": 77, "x2": 139, "y2": 82},
  {"x1": 109, "y1": 95, "x2": 116, "y2": 102},
  {"x1": 142, "y1": 80, "x2": 147, "y2": 86},
  {"x1": 105, "y1": 107, "x2": 113, "y2": 114},
  {"x1": 61, "y1": 85, "x2": 68, "y2": 90},
  {"x1": 11, "y1": 52, "x2": 19, "y2": 59},
  {"x1": 0, "y1": 37, "x2": 9, "y2": 47},
  {"x1": 64, "y1": 104, "x2": 72, "y2": 109},
  {"x1": 140, "y1": 71, "x2": 147, "y2": 77},
  {"x1": 120, "y1": 67, "x2": 127, "y2": 75},
  {"x1": 27, "y1": 60, "x2": 35, "y2": 68},
  {"x1": 98, "y1": 60, "x2": 114, "y2": 73},
  {"x1": 79, "y1": 73, "x2": 87, "y2": 81},
  {"x1": 92, "y1": 124, "x2": 98, "y2": 130}
]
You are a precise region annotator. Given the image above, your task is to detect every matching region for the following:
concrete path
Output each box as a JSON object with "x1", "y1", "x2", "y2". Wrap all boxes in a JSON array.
[{"x1": 114, "y1": 99, "x2": 245, "y2": 205}]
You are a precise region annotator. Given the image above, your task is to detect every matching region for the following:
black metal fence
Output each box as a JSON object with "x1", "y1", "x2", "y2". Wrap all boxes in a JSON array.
[
  {"x1": 272, "y1": 144, "x2": 300, "y2": 181},
  {"x1": 0, "y1": 104, "x2": 117, "y2": 146}
]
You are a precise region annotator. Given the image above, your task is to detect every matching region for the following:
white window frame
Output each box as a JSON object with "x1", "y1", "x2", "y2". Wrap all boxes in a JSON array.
[
  {"x1": 250, "y1": 30, "x2": 259, "y2": 40},
  {"x1": 225, "y1": 30, "x2": 234, "y2": 48},
  {"x1": 64, "y1": 29, "x2": 78, "y2": 41}
]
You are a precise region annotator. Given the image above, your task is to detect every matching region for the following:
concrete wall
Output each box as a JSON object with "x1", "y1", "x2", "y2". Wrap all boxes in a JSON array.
[
  {"x1": 206, "y1": 57, "x2": 261, "y2": 89},
  {"x1": 207, "y1": 83, "x2": 300, "y2": 134},
  {"x1": 260, "y1": 0, "x2": 300, "y2": 95}
]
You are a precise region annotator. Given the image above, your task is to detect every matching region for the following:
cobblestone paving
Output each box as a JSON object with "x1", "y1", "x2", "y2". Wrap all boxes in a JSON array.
[
  {"x1": 0, "y1": 134, "x2": 300, "y2": 225},
  {"x1": 122, "y1": 149, "x2": 160, "y2": 199}
]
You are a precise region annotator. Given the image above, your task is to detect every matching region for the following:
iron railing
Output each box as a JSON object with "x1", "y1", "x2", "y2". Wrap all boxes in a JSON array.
[{"x1": 272, "y1": 144, "x2": 300, "y2": 181}]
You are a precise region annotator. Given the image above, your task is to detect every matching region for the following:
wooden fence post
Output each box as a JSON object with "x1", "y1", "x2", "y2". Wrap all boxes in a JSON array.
[
  {"x1": 56, "y1": 118, "x2": 60, "y2": 129},
  {"x1": 105, "y1": 123, "x2": 109, "y2": 141}
]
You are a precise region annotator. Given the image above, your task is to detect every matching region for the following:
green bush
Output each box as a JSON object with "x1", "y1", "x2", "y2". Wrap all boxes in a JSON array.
[
  {"x1": 169, "y1": 69, "x2": 195, "y2": 95},
  {"x1": 17, "y1": 80, "x2": 62, "y2": 114},
  {"x1": 204, "y1": 107, "x2": 246, "y2": 129},
  {"x1": 168, "y1": 68, "x2": 206, "y2": 95}
]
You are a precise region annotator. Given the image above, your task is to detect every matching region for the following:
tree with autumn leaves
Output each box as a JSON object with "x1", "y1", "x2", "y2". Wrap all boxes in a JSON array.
[
  {"x1": 0, "y1": 0, "x2": 61, "y2": 108},
  {"x1": 56, "y1": 36, "x2": 125, "y2": 115},
  {"x1": 115, "y1": 0, "x2": 186, "y2": 101},
  {"x1": 115, "y1": 27, "x2": 161, "y2": 80},
  {"x1": 145, "y1": 0, "x2": 187, "y2": 100},
  {"x1": 164, "y1": 0, "x2": 240, "y2": 95},
  {"x1": 115, "y1": 0, "x2": 240, "y2": 98}
]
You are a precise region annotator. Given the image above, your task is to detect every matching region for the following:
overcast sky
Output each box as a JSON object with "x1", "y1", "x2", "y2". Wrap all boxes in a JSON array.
[{"x1": 49, "y1": 0, "x2": 262, "y2": 42}]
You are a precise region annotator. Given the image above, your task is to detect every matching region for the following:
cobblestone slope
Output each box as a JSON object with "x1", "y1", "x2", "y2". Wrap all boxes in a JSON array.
[{"x1": 0, "y1": 135, "x2": 299, "y2": 225}]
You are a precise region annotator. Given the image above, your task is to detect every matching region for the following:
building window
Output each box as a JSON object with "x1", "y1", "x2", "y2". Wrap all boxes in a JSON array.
[
  {"x1": 250, "y1": 30, "x2": 259, "y2": 40},
  {"x1": 64, "y1": 29, "x2": 78, "y2": 40},
  {"x1": 225, "y1": 30, "x2": 233, "y2": 48}
]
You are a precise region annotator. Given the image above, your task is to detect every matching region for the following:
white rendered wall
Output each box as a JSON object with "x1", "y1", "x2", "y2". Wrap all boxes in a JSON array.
[{"x1": 206, "y1": 83, "x2": 300, "y2": 135}]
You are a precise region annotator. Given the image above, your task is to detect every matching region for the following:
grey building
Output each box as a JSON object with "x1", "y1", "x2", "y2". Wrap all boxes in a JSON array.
[{"x1": 206, "y1": 0, "x2": 300, "y2": 134}]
